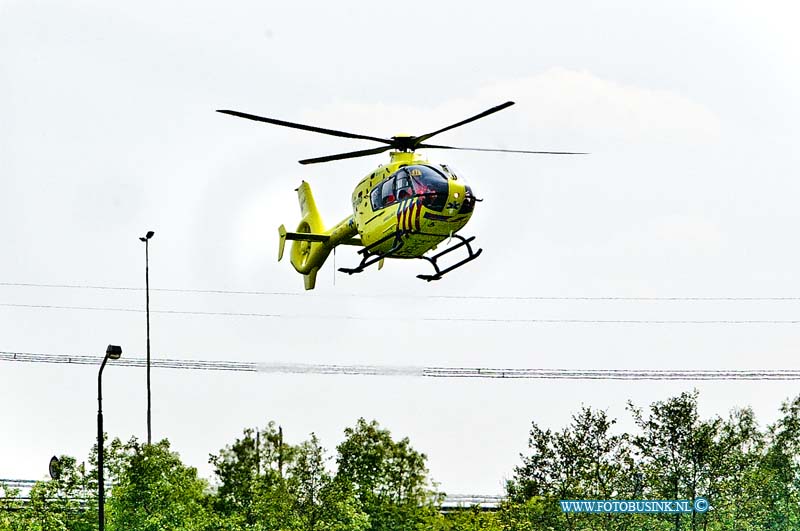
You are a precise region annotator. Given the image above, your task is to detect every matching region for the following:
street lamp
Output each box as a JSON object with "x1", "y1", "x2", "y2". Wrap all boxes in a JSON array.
[
  {"x1": 139, "y1": 230, "x2": 154, "y2": 444},
  {"x1": 97, "y1": 344, "x2": 122, "y2": 531}
]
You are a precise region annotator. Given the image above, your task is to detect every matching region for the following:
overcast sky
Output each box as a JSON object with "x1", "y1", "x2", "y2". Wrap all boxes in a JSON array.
[{"x1": 2, "y1": 0, "x2": 800, "y2": 495}]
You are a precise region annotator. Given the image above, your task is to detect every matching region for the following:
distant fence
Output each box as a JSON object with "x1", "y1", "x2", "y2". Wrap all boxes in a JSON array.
[
  {"x1": 2, "y1": 479, "x2": 505, "y2": 512},
  {"x1": 0, "y1": 479, "x2": 37, "y2": 489},
  {"x1": 441, "y1": 494, "x2": 505, "y2": 511}
]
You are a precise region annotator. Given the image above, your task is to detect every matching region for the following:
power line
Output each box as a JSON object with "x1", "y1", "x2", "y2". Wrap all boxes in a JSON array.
[
  {"x1": 2, "y1": 281, "x2": 800, "y2": 301},
  {"x1": 3, "y1": 351, "x2": 800, "y2": 380},
  {"x1": 1, "y1": 302, "x2": 799, "y2": 324}
]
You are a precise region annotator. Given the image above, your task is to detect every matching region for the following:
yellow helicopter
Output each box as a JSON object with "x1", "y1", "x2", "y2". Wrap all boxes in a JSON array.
[{"x1": 217, "y1": 102, "x2": 583, "y2": 290}]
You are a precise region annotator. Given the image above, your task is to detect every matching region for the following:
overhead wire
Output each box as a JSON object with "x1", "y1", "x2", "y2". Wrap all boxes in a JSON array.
[
  {"x1": 3, "y1": 351, "x2": 800, "y2": 380},
  {"x1": 2, "y1": 281, "x2": 800, "y2": 301},
  {"x1": 1, "y1": 302, "x2": 799, "y2": 324}
]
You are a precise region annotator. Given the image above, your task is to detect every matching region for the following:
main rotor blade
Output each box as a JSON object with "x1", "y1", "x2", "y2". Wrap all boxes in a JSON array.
[
  {"x1": 417, "y1": 143, "x2": 588, "y2": 155},
  {"x1": 217, "y1": 110, "x2": 393, "y2": 145},
  {"x1": 414, "y1": 101, "x2": 516, "y2": 145},
  {"x1": 299, "y1": 145, "x2": 394, "y2": 165}
]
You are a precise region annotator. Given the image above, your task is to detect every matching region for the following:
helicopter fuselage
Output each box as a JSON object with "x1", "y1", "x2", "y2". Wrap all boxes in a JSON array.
[
  {"x1": 277, "y1": 150, "x2": 478, "y2": 289},
  {"x1": 350, "y1": 151, "x2": 476, "y2": 257}
]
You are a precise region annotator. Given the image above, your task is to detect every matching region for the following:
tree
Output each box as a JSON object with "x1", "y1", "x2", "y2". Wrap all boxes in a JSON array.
[
  {"x1": 0, "y1": 481, "x2": 25, "y2": 531},
  {"x1": 209, "y1": 423, "x2": 370, "y2": 530},
  {"x1": 703, "y1": 407, "x2": 768, "y2": 531},
  {"x1": 757, "y1": 394, "x2": 800, "y2": 529},
  {"x1": 629, "y1": 391, "x2": 723, "y2": 531},
  {"x1": 9, "y1": 455, "x2": 95, "y2": 531},
  {"x1": 106, "y1": 438, "x2": 212, "y2": 531},
  {"x1": 507, "y1": 406, "x2": 634, "y2": 531},
  {"x1": 426, "y1": 506, "x2": 504, "y2": 531},
  {"x1": 288, "y1": 433, "x2": 369, "y2": 531},
  {"x1": 335, "y1": 418, "x2": 440, "y2": 531},
  {"x1": 208, "y1": 422, "x2": 297, "y2": 529}
]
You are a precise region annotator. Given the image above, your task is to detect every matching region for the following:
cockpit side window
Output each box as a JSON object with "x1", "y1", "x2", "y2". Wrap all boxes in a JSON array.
[
  {"x1": 381, "y1": 178, "x2": 396, "y2": 205},
  {"x1": 395, "y1": 169, "x2": 413, "y2": 200},
  {"x1": 370, "y1": 185, "x2": 383, "y2": 211},
  {"x1": 370, "y1": 174, "x2": 399, "y2": 210}
]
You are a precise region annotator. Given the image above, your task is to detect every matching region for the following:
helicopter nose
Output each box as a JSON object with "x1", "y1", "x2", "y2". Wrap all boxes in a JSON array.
[
  {"x1": 451, "y1": 182, "x2": 466, "y2": 202},
  {"x1": 445, "y1": 181, "x2": 468, "y2": 213},
  {"x1": 451, "y1": 182, "x2": 476, "y2": 214}
]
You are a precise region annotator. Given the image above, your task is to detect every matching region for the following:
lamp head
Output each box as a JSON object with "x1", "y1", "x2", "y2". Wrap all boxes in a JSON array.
[{"x1": 106, "y1": 345, "x2": 122, "y2": 360}]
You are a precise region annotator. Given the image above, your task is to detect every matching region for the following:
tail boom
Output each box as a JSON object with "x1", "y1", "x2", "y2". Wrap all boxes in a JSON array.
[{"x1": 278, "y1": 181, "x2": 358, "y2": 290}]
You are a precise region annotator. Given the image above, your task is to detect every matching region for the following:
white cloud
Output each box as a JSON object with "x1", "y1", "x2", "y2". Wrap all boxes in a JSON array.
[
  {"x1": 303, "y1": 69, "x2": 721, "y2": 152},
  {"x1": 479, "y1": 68, "x2": 722, "y2": 145}
]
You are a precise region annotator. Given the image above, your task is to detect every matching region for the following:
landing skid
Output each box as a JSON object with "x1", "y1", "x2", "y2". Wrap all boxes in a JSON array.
[
  {"x1": 338, "y1": 232, "x2": 404, "y2": 275},
  {"x1": 416, "y1": 234, "x2": 483, "y2": 282},
  {"x1": 338, "y1": 231, "x2": 483, "y2": 282}
]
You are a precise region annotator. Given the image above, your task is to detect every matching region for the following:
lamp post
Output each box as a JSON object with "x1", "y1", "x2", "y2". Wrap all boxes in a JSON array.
[
  {"x1": 97, "y1": 344, "x2": 122, "y2": 531},
  {"x1": 139, "y1": 230, "x2": 154, "y2": 444}
]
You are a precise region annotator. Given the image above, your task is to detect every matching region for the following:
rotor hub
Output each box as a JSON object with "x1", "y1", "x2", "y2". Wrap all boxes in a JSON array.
[{"x1": 390, "y1": 134, "x2": 418, "y2": 152}]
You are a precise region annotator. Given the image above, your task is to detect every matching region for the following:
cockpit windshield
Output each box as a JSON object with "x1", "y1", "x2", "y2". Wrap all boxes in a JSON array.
[
  {"x1": 370, "y1": 164, "x2": 451, "y2": 212},
  {"x1": 408, "y1": 165, "x2": 449, "y2": 211}
]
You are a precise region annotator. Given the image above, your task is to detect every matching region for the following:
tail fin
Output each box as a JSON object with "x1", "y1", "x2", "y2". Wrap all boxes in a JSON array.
[
  {"x1": 297, "y1": 181, "x2": 324, "y2": 234},
  {"x1": 281, "y1": 181, "x2": 329, "y2": 290},
  {"x1": 278, "y1": 181, "x2": 358, "y2": 290}
]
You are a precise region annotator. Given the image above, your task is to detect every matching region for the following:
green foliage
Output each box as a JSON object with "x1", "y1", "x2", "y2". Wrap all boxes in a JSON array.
[
  {"x1": 8, "y1": 393, "x2": 800, "y2": 531},
  {"x1": 0, "y1": 482, "x2": 24, "y2": 531},
  {"x1": 505, "y1": 391, "x2": 800, "y2": 531},
  {"x1": 208, "y1": 422, "x2": 295, "y2": 527},
  {"x1": 288, "y1": 433, "x2": 369, "y2": 531},
  {"x1": 208, "y1": 423, "x2": 369, "y2": 531},
  {"x1": 335, "y1": 418, "x2": 441, "y2": 531},
  {"x1": 427, "y1": 507, "x2": 504, "y2": 531},
  {"x1": 4, "y1": 455, "x2": 95, "y2": 531},
  {"x1": 627, "y1": 391, "x2": 718, "y2": 530},
  {"x1": 208, "y1": 422, "x2": 301, "y2": 529},
  {"x1": 106, "y1": 438, "x2": 212, "y2": 531},
  {"x1": 498, "y1": 497, "x2": 560, "y2": 531},
  {"x1": 507, "y1": 406, "x2": 634, "y2": 530},
  {"x1": 757, "y1": 394, "x2": 800, "y2": 529}
]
